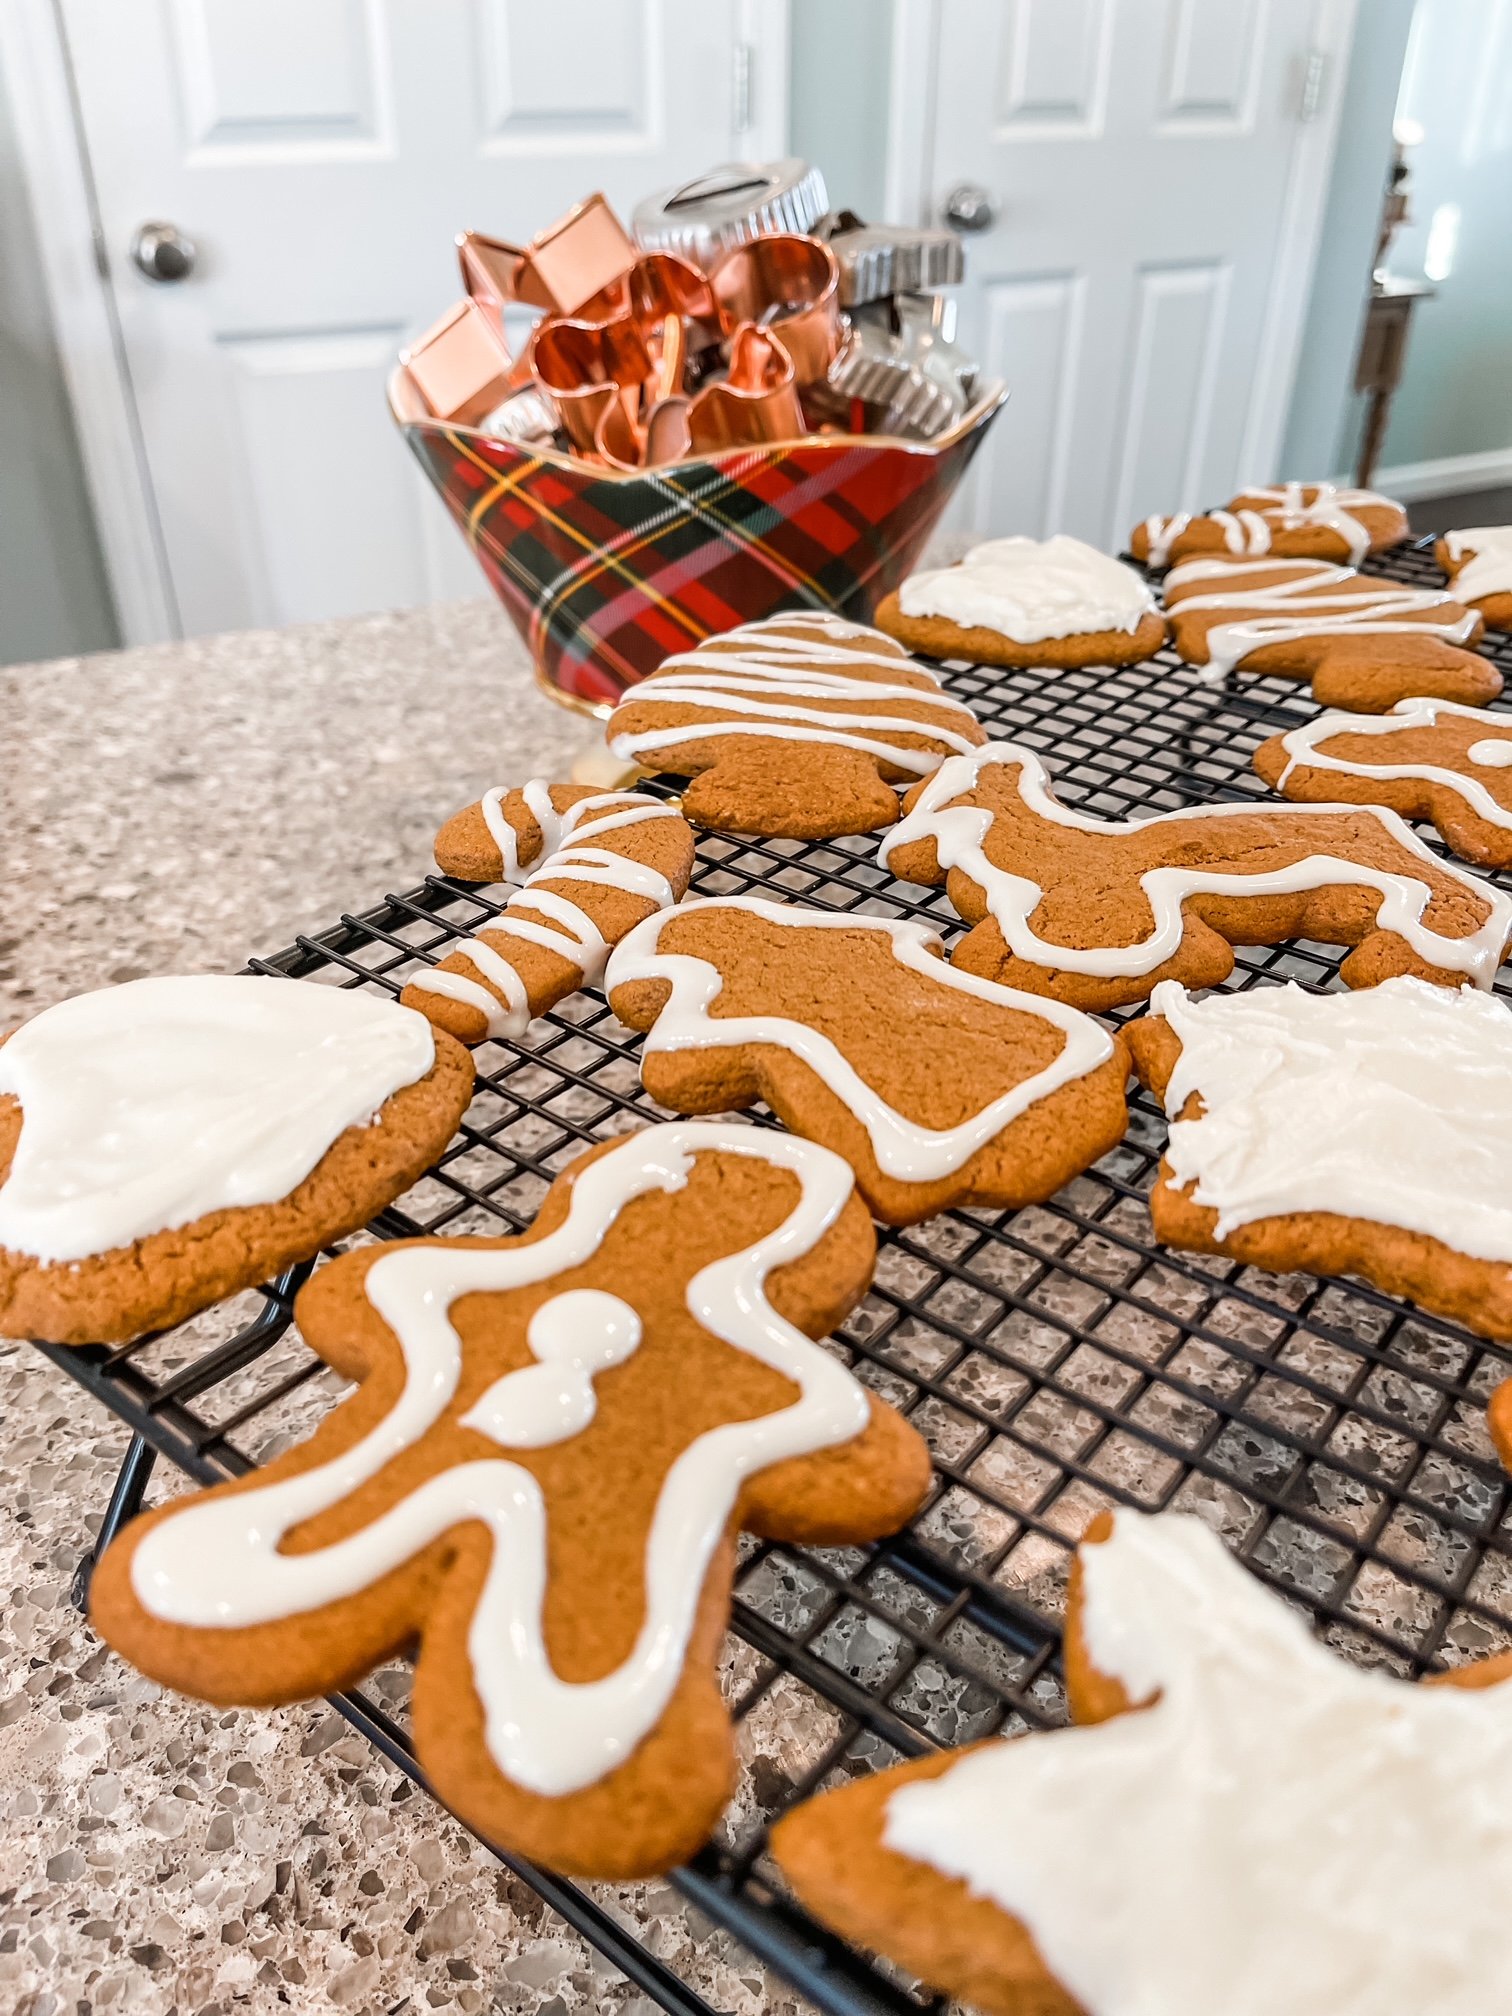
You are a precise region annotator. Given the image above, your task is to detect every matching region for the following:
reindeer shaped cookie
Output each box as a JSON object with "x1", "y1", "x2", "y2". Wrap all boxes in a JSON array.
[
  {"x1": 880, "y1": 743, "x2": 1512, "y2": 1011},
  {"x1": 401, "y1": 781, "x2": 695, "y2": 1045},
  {"x1": 1131, "y1": 480, "x2": 1408, "y2": 568},
  {"x1": 606, "y1": 611, "x2": 986, "y2": 838},
  {"x1": 90, "y1": 1122, "x2": 928, "y2": 1878}
]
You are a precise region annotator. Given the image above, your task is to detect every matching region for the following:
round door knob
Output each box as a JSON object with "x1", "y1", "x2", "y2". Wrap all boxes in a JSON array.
[
  {"x1": 941, "y1": 183, "x2": 996, "y2": 233},
  {"x1": 131, "y1": 221, "x2": 196, "y2": 283}
]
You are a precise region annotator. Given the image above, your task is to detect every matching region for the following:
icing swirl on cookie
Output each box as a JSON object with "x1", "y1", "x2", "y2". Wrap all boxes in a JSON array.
[
  {"x1": 1143, "y1": 482, "x2": 1396, "y2": 569},
  {"x1": 410, "y1": 782, "x2": 683, "y2": 1039},
  {"x1": 1445, "y1": 525, "x2": 1512, "y2": 604},
  {"x1": 605, "y1": 897, "x2": 1115, "y2": 1182},
  {"x1": 607, "y1": 611, "x2": 982, "y2": 775},
  {"x1": 1149, "y1": 974, "x2": 1512, "y2": 1260},
  {"x1": 878, "y1": 741, "x2": 1512, "y2": 984},
  {"x1": 885, "y1": 1507, "x2": 1512, "y2": 2016},
  {"x1": 1274, "y1": 698, "x2": 1512, "y2": 831},
  {"x1": 128, "y1": 1123, "x2": 872, "y2": 1798},
  {"x1": 898, "y1": 535, "x2": 1155, "y2": 643},
  {"x1": 1163, "y1": 556, "x2": 1480, "y2": 680},
  {"x1": 0, "y1": 976, "x2": 436, "y2": 1264}
]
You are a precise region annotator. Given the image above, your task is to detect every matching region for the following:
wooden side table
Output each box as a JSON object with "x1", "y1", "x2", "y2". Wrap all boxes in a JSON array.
[{"x1": 1354, "y1": 275, "x2": 1436, "y2": 487}]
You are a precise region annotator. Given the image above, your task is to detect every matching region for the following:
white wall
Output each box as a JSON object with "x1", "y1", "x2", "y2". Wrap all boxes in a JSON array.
[{"x1": 0, "y1": 45, "x2": 118, "y2": 667}]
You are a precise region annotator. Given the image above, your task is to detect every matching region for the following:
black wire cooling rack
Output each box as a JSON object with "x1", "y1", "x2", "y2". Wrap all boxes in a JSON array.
[{"x1": 36, "y1": 539, "x2": 1512, "y2": 2016}]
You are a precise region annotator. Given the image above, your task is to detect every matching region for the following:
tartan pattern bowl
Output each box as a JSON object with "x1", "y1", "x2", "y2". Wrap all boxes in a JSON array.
[{"x1": 391, "y1": 378, "x2": 1007, "y2": 712}]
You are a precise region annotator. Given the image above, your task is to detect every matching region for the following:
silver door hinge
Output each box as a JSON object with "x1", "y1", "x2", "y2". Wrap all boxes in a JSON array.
[
  {"x1": 1299, "y1": 48, "x2": 1329, "y2": 122},
  {"x1": 732, "y1": 40, "x2": 753, "y2": 134}
]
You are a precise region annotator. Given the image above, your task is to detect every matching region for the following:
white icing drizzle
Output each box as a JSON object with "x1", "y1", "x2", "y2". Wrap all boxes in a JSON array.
[
  {"x1": 877, "y1": 741, "x2": 1512, "y2": 986},
  {"x1": 1144, "y1": 483, "x2": 1395, "y2": 570},
  {"x1": 409, "y1": 783, "x2": 682, "y2": 1040},
  {"x1": 603, "y1": 897, "x2": 1114, "y2": 1183},
  {"x1": 0, "y1": 976, "x2": 436, "y2": 1265},
  {"x1": 1162, "y1": 554, "x2": 1480, "y2": 681},
  {"x1": 606, "y1": 611, "x2": 982, "y2": 776},
  {"x1": 1275, "y1": 697, "x2": 1512, "y2": 832},
  {"x1": 897, "y1": 535, "x2": 1155, "y2": 643},
  {"x1": 884, "y1": 1507, "x2": 1512, "y2": 2016},
  {"x1": 128, "y1": 1122, "x2": 872, "y2": 1798},
  {"x1": 1149, "y1": 974, "x2": 1512, "y2": 1261},
  {"x1": 1445, "y1": 524, "x2": 1512, "y2": 604}
]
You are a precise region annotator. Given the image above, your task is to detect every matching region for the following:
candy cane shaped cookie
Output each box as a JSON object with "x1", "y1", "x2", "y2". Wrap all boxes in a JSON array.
[
  {"x1": 1131, "y1": 480, "x2": 1409, "y2": 568},
  {"x1": 1161, "y1": 555, "x2": 1495, "y2": 710},
  {"x1": 606, "y1": 610, "x2": 986, "y2": 838},
  {"x1": 1437, "y1": 525, "x2": 1512, "y2": 634},
  {"x1": 880, "y1": 741, "x2": 1512, "y2": 1011},
  {"x1": 401, "y1": 782, "x2": 695, "y2": 1045}
]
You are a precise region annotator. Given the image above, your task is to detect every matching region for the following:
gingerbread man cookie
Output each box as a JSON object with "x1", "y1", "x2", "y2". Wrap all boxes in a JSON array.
[
  {"x1": 1437, "y1": 525, "x2": 1512, "y2": 633},
  {"x1": 880, "y1": 743, "x2": 1512, "y2": 1012},
  {"x1": 1131, "y1": 480, "x2": 1409, "y2": 568},
  {"x1": 874, "y1": 535, "x2": 1167, "y2": 669},
  {"x1": 1161, "y1": 556, "x2": 1494, "y2": 710},
  {"x1": 604, "y1": 897, "x2": 1130, "y2": 1226},
  {"x1": 400, "y1": 781, "x2": 695, "y2": 1045},
  {"x1": 1130, "y1": 976, "x2": 1512, "y2": 1341},
  {"x1": 1255, "y1": 698, "x2": 1512, "y2": 869},
  {"x1": 90, "y1": 1121, "x2": 930, "y2": 1878},
  {"x1": 773, "y1": 1507, "x2": 1512, "y2": 2016},
  {"x1": 0, "y1": 975, "x2": 473, "y2": 1346},
  {"x1": 605, "y1": 610, "x2": 986, "y2": 838}
]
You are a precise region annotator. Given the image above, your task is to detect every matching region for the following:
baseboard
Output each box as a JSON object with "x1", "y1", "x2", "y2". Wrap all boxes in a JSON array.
[{"x1": 1369, "y1": 446, "x2": 1512, "y2": 503}]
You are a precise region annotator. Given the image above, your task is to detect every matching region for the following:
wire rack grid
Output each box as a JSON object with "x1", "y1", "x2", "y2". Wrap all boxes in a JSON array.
[{"x1": 35, "y1": 539, "x2": 1512, "y2": 2016}]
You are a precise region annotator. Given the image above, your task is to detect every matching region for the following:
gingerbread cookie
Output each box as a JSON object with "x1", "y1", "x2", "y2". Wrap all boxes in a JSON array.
[
  {"x1": 90, "y1": 1121, "x2": 930, "y2": 1878},
  {"x1": 875, "y1": 534, "x2": 1167, "y2": 669},
  {"x1": 1131, "y1": 480, "x2": 1409, "y2": 568},
  {"x1": 400, "y1": 781, "x2": 695, "y2": 1045},
  {"x1": 604, "y1": 897, "x2": 1129, "y2": 1226},
  {"x1": 880, "y1": 742, "x2": 1512, "y2": 1011},
  {"x1": 1161, "y1": 555, "x2": 1494, "y2": 710},
  {"x1": 1492, "y1": 1378, "x2": 1512, "y2": 1475},
  {"x1": 605, "y1": 610, "x2": 986, "y2": 838},
  {"x1": 773, "y1": 1506, "x2": 1512, "y2": 2016},
  {"x1": 1129, "y1": 976, "x2": 1512, "y2": 1341},
  {"x1": 1438, "y1": 525, "x2": 1512, "y2": 633},
  {"x1": 1255, "y1": 697, "x2": 1512, "y2": 869},
  {"x1": 0, "y1": 975, "x2": 473, "y2": 1346}
]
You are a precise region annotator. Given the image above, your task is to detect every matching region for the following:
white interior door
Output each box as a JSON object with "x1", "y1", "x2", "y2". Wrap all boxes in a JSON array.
[
  {"x1": 61, "y1": 0, "x2": 778, "y2": 638},
  {"x1": 917, "y1": 0, "x2": 1342, "y2": 550}
]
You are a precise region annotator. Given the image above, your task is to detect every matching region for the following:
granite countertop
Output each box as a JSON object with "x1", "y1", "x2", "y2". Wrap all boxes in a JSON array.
[{"x1": 0, "y1": 601, "x2": 814, "y2": 2016}]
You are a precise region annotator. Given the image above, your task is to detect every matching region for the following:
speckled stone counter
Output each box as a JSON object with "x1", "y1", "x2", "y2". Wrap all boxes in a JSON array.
[{"x1": 0, "y1": 601, "x2": 814, "y2": 2016}]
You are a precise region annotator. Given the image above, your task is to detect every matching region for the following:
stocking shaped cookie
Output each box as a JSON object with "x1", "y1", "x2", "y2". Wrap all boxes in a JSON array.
[
  {"x1": 1255, "y1": 698, "x2": 1512, "y2": 869},
  {"x1": 605, "y1": 610, "x2": 986, "y2": 838},
  {"x1": 0, "y1": 975, "x2": 473, "y2": 1346},
  {"x1": 880, "y1": 743, "x2": 1512, "y2": 1011},
  {"x1": 1131, "y1": 480, "x2": 1409, "y2": 568},
  {"x1": 1161, "y1": 556, "x2": 1495, "y2": 710},
  {"x1": 1130, "y1": 977, "x2": 1512, "y2": 1341},
  {"x1": 606, "y1": 897, "x2": 1129, "y2": 1225},
  {"x1": 1437, "y1": 525, "x2": 1512, "y2": 633},
  {"x1": 90, "y1": 1122, "x2": 929, "y2": 1878},
  {"x1": 400, "y1": 781, "x2": 695, "y2": 1045},
  {"x1": 773, "y1": 1508, "x2": 1512, "y2": 2016}
]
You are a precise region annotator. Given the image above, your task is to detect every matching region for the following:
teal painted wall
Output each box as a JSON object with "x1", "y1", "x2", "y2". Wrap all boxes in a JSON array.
[{"x1": 788, "y1": 0, "x2": 893, "y2": 220}]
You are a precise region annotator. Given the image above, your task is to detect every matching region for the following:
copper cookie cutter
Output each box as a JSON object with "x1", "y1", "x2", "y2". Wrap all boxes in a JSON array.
[
  {"x1": 706, "y1": 233, "x2": 840, "y2": 388},
  {"x1": 400, "y1": 298, "x2": 515, "y2": 426},
  {"x1": 594, "y1": 323, "x2": 804, "y2": 469},
  {"x1": 457, "y1": 192, "x2": 636, "y2": 328}
]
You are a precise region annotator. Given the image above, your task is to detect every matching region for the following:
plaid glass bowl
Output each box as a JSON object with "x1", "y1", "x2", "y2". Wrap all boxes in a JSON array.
[{"x1": 390, "y1": 374, "x2": 1008, "y2": 713}]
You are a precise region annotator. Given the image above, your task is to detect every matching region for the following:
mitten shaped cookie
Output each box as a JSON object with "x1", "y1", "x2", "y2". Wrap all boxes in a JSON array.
[
  {"x1": 0, "y1": 976, "x2": 472, "y2": 1345},
  {"x1": 1437, "y1": 525, "x2": 1512, "y2": 633},
  {"x1": 773, "y1": 1508, "x2": 1512, "y2": 2016},
  {"x1": 400, "y1": 781, "x2": 695, "y2": 1045},
  {"x1": 1129, "y1": 976, "x2": 1512, "y2": 1341},
  {"x1": 880, "y1": 743, "x2": 1512, "y2": 1011},
  {"x1": 874, "y1": 535, "x2": 1167, "y2": 669},
  {"x1": 1131, "y1": 480, "x2": 1409, "y2": 568},
  {"x1": 1255, "y1": 697, "x2": 1512, "y2": 868},
  {"x1": 1162, "y1": 556, "x2": 1495, "y2": 710},
  {"x1": 605, "y1": 896, "x2": 1130, "y2": 1225},
  {"x1": 90, "y1": 1121, "x2": 930, "y2": 1878},
  {"x1": 605, "y1": 610, "x2": 985, "y2": 838}
]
